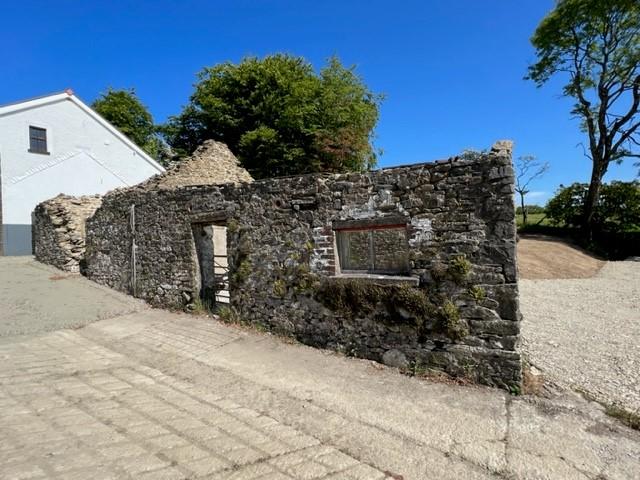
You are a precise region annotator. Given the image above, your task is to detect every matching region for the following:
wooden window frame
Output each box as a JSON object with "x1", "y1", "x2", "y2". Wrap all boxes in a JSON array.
[
  {"x1": 334, "y1": 222, "x2": 410, "y2": 275},
  {"x1": 28, "y1": 126, "x2": 49, "y2": 155}
]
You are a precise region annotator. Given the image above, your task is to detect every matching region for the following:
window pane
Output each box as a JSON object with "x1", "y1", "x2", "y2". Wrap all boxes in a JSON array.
[
  {"x1": 337, "y1": 230, "x2": 370, "y2": 271},
  {"x1": 372, "y1": 228, "x2": 408, "y2": 272},
  {"x1": 29, "y1": 127, "x2": 47, "y2": 152}
]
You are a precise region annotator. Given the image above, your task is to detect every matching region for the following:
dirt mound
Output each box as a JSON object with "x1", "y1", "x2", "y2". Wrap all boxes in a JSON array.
[{"x1": 517, "y1": 235, "x2": 605, "y2": 279}]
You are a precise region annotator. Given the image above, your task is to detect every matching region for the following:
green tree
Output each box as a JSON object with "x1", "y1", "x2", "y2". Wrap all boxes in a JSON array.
[
  {"x1": 546, "y1": 181, "x2": 640, "y2": 231},
  {"x1": 163, "y1": 54, "x2": 382, "y2": 179},
  {"x1": 527, "y1": 0, "x2": 640, "y2": 232},
  {"x1": 545, "y1": 183, "x2": 589, "y2": 227},
  {"x1": 92, "y1": 88, "x2": 164, "y2": 161}
]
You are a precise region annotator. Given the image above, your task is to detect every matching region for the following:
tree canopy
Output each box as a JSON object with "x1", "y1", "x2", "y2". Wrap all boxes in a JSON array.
[
  {"x1": 527, "y1": 0, "x2": 640, "y2": 230},
  {"x1": 92, "y1": 88, "x2": 163, "y2": 160},
  {"x1": 163, "y1": 54, "x2": 382, "y2": 179},
  {"x1": 546, "y1": 181, "x2": 640, "y2": 232}
]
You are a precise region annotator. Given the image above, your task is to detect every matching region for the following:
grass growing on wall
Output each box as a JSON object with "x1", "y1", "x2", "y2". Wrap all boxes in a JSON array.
[
  {"x1": 314, "y1": 278, "x2": 468, "y2": 341},
  {"x1": 435, "y1": 300, "x2": 468, "y2": 341},
  {"x1": 313, "y1": 253, "x2": 480, "y2": 342}
]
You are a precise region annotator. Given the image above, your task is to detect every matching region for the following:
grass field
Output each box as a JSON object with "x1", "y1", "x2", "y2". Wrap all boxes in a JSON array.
[{"x1": 516, "y1": 212, "x2": 550, "y2": 229}]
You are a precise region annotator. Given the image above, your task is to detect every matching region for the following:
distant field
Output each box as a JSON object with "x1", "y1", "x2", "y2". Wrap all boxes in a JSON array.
[{"x1": 516, "y1": 212, "x2": 550, "y2": 228}]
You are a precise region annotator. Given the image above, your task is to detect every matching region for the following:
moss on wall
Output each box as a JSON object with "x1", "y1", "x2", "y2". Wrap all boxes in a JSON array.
[{"x1": 314, "y1": 278, "x2": 469, "y2": 342}]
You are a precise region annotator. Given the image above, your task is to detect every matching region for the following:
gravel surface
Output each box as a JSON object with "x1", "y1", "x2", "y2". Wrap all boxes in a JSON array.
[
  {"x1": 0, "y1": 256, "x2": 145, "y2": 337},
  {"x1": 520, "y1": 261, "x2": 640, "y2": 411}
]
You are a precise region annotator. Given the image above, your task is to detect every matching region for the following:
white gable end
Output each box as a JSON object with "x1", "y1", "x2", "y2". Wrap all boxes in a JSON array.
[{"x1": 0, "y1": 91, "x2": 165, "y2": 255}]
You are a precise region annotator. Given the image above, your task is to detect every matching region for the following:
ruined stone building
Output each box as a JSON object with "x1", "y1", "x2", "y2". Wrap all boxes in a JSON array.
[
  {"x1": 34, "y1": 140, "x2": 522, "y2": 390},
  {"x1": 33, "y1": 194, "x2": 102, "y2": 273},
  {"x1": 33, "y1": 140, "x2": 252, "y2": 273}
]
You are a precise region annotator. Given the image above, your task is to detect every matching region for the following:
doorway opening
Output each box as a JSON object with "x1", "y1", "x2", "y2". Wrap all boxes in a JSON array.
[{"x1": 192, "y1": 222, "x2": 230, "y2": 310}]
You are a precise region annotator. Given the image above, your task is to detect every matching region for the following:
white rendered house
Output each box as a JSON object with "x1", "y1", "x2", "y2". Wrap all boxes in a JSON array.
[{"x1": 0, "y1": 90, "x2": 165, "y2": 255}]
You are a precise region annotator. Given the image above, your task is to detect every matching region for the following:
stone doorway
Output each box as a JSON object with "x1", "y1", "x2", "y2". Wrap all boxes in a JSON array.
[{"x1": 192, "y1": 222, "x2": 230, "y2": 309}]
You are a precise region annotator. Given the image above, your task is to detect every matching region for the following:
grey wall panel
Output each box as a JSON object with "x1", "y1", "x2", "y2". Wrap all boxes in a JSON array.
[{"x1": 2, "y1": 224, "x2": 33, "y2": 256}]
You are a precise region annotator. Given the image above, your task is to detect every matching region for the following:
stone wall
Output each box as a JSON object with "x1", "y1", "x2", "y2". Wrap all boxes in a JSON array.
[
  {"x1": 33, "y1": 194, "x2": 103, "y2": 272},
  {"x1": 141, "y1": 140, "x2": 253, "y2": 189},
  {"x1": 85, "y1": 141, "x2": 521, "y2": 389}
]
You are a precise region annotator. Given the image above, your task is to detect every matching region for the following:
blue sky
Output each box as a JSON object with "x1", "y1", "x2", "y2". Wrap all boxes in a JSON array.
[{"x1": 2, "y1": 0, "x2": 638, "y2": 204}]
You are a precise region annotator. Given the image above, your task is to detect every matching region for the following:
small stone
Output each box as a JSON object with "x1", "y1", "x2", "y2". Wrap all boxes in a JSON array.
[{"x1": 382, "y1": 349, "x2": 409, "y2": 369}]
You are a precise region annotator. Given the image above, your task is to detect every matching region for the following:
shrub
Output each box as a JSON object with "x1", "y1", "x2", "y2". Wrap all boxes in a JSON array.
[
  {"x1": 545, "y1": 183, "x2": 587, "y2": 227},
  {"x1": 546, "y1": 181, "x2": 640, "y2": 232},
  {"x1": 516, "y1": 205, "x2": 545, "y2": 215}
]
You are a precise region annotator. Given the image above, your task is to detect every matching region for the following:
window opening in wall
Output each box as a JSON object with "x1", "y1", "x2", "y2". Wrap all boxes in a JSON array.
[
  {"x1": 335, "y1": 223, "x2": 410, "y2": 275},
  {"x1": 192, "y1": 222, "x2": 229, "y2": 310},
  {"x1": 29, "y1": 126, "x2": 48, "y2": 154}
]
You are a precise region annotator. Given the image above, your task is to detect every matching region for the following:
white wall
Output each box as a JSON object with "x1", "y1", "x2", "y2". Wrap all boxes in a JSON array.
[{"x1": 0, "y1": 96, "x2": 164, "y2": 255}]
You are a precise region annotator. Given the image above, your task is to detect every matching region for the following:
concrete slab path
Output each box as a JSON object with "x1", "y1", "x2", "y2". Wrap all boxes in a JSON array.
[{"x1": 1, "y1": 258, "x2": 639, "y2": 479}]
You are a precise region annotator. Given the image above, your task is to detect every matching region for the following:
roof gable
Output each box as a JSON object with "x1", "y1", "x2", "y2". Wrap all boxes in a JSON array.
[{"x1": 0, "y1": 90, "x2": 165, "y2": 174}]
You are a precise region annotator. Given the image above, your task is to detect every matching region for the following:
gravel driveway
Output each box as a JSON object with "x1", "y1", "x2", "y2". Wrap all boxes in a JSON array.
[{"x1": 520, "y1": 261, "x2": 640, "y2": 411}]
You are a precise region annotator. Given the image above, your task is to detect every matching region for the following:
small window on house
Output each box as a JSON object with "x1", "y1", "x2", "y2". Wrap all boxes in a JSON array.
[
  {"x1": 335, "y1": 223, "x2": 410, "y2": 275},
  {"x1": 29, "y1": 126, "x2": 48, "y2": 154}
]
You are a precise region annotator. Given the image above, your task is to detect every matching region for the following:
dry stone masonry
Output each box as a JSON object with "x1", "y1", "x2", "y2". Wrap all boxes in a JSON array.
[
  {"x1": 33, "y1": 194, "x2": 102, "y2": 272},
  {"x1": 141, "y1": 140, "x2": 254, "y2": 189},
  {"x1": 33, "y1": 140, "x2": 253, "y2": 272},
  {"x1": 82, "y1": 140, "x2": 522, "y2": 390}
]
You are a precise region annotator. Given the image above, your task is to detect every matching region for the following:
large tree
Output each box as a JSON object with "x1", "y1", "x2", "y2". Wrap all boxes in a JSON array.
[
  {"x1": 92, "y1": 88, "x2": 164, "y2": 161},
  {"x1": 527, "y1": 0, "x2": 640, "y2": 232},
  {"x1": 163, "y1": 54, "x2": 382, "y2": 179}
]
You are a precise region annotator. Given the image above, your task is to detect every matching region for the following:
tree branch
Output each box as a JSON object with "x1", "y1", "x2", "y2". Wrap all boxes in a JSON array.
[
  {"x1": 571, "y1": 27, "x2": 600, "y2": 163},
  {"x1": 612, "y1": 119, "x2": 640, "y2": 154},
  {"x1": 609, "y1": 75, "x2": 640, "y2": 150}
]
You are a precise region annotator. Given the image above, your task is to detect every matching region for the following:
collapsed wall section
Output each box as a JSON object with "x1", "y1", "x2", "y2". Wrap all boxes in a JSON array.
[
  {"x1": 33, "y1": 194, "x2": 103, "y2": 272},
  {"x1": 85, "y1": 141, "x2": 521, "y2": 389}
]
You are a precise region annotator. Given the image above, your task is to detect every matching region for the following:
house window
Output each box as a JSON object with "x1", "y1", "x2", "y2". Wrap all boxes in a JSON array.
[
  {"x1": 335, "y1": 223, "x2": 410, "y2": 275},
  {"x1": 29, "y1": 126, "x2": 48, "y2": 154}
]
